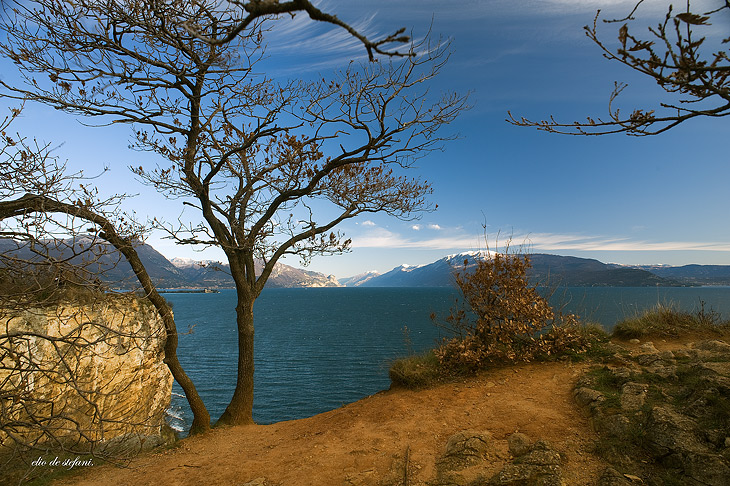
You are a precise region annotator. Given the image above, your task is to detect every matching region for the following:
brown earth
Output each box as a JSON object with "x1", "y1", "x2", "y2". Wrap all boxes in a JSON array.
[{"x1": 55, "y1": 360, "x2": 610, "y2": 486}]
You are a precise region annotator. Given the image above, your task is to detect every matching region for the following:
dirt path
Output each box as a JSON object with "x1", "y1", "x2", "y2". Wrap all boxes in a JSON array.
[{"x1": 57, "y1": 360, "x2": 608, "y2": 486}]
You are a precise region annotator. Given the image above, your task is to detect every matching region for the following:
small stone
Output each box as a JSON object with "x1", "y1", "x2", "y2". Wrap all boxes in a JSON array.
[
  {"x1": 489, "y1": 463, "x2": 561, "y2": 486},
  {"x1": 516, "y1": 440, "x2": 561, "y2": 467},
  {"x1": 636, "y1": 353, "x2": 663, "y2": 366},
  {"x1": 241, "y1": 479, "x2": 267, "y2": 486},
  {"x1": 725, "y1": 437, "x2": 730, "y2": 448},
  {"x1": 600, "y1": 414, "x2": 632, "y2": 437},
  {"x1": 596, "y1": 467, "x2": 633, "y2": 486},
  {"x1": 629, "y1": 339, "x2": 640, "y2": 344},
  {"x1": 609, "y1": 367, "x2": 632, "y2": 381},
  {"x1": 644, "y1": 364, "x2": 678, "y2": 379},
  {"x1": 507, "y1": 432, "x2": 532, "y2": 457},
  {"x1": 491, "y1": 440, "x2": 563, "y2": 486},
  {"x1": 639, "y1": 342, "x2": 658, "y2": 354}
]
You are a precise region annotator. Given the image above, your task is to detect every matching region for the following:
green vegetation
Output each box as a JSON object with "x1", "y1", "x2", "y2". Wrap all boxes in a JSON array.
[{"x1": 613, "y1": 302, "x2": 730, "y2": 339}]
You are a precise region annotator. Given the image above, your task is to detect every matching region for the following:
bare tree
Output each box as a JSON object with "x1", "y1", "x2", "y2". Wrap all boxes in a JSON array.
[
  {"x1": 2, "y1": 1, "x2": 464, "y2": 423},
  {"x1": 0, "y1": 0, "x2": 466, "y2": 426},
  {"x1": 509, "y1": 0, "x2": 730, "y2": 135}
]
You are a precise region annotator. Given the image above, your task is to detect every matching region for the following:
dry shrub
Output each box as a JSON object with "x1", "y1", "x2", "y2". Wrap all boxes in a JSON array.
[{"x1": 435, "y1": 251, "x2": 590, "y2": 372}]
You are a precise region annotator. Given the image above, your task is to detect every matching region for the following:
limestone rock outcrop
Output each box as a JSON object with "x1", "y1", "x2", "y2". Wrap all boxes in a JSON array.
[
  {"x1": 428, "y1": 431, "x2": 565, "y2": 486},
  {"x1": 574, "y1": 339, "x2": 730, "y2": 486},
  {"x1": 0, "y1": 295, "x2": 173, "y2": 453}
]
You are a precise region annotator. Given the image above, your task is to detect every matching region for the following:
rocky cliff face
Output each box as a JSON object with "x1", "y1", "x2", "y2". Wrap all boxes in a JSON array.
[{"x1": 0, "y1": 295, "x2": 172, "y2": 454}]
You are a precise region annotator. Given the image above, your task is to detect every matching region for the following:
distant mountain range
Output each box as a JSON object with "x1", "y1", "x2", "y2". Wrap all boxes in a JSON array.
[
  {"x1": 339, "y1": 252, "x2": 730, "y2": 288},
  {"x1": 3, "y1": 238, "x2": 730, "y2": 289},
  {"x1": 619, "y1": 264, "x2": 730, "y2": 286},
  {"x1": 0, "y1": 239, "x2": 339, "y2": 289}
]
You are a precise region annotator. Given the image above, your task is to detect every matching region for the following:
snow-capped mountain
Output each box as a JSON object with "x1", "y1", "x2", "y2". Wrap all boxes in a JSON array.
[
  {"x1": 338, "y1": 270, "x2": 381, "y2": 287},
  {"x1": 348, "y1": 252, "x2": 685, "y2": 288},
  {"x1": 169, "y1": 257, "x2": 218, "y2": 269},
  {"x1": 356, "y1": 252, "x2": 486, "y2": 287},
  {"x1": 168, "y1": 256, "x2": 340, "y2": 288}
]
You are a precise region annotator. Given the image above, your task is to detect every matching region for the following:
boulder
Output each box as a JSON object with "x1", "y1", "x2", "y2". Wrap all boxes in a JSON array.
[
  {"x1": 635, "y1": 353, "x2": 662, "y2": 367},
  {"x1": 0, "y1": 297, "x2": 172, "y2": 451},
  {"x1": 639, "y1": 342, "x2": 658, "y2": 354},
  {"x1": 646, "y1": 406, "x2": 706, "y2": 458},
  {"x1": 508, "y1": 432, "x2": 532, "y2": 458},
  {"x1": 620, "y1": 382, "x2": 648, "y2": 411},
  {"x1": 437, "y1": 430, "x2": 494, "y2": 472},
  {"x1": 489, "y1": 440, "x2": 563, "y2": 486},
  {"x1": 574, "y1": 387, "x2": 605, "y2": 412},
  {"x1": 598, "y1": 414, "x2": 632, "y2": 438}
]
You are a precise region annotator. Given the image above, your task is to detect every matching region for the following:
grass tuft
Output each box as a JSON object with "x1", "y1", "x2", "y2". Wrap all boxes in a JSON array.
[
  {"x1": 612, "y1": 302, "x2": 730, "y2": 339},
  {"x1": 389, "y1": 351, "x2": 447, "y2": 389}
]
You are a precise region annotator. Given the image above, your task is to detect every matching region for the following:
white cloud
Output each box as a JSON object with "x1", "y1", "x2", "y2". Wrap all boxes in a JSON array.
[
  {"x1": 428, "y1": 224, "x2": 442, "y2": 230},
  {"x1": 352, "y1": 227, "x2": 480, "y2": 249},
  {"x1": 353, "y1": 228, "x2": 412, "y2": 248},
  {"x1": 350, "y1": 227, "x2": 730, "y2": 255},
  {"x1": 520, "y1": 233, "x2": 730, "y2": 253},
  {"x1": 361, "y1": 220, "x2": 376, "y2": 227},
  {"x1": 411, "y1": 224, "x2": 422, "y2": 231}
]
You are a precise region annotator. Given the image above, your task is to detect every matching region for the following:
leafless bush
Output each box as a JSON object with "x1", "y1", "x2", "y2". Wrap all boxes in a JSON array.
[{"x1": 434, "y1": 249, "x2": 590, "y2": 372}]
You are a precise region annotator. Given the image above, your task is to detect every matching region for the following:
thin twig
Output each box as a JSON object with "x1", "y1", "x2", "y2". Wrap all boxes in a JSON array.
[{"x1": 403, "y1": 444, "x2": 411, "y2": 486}]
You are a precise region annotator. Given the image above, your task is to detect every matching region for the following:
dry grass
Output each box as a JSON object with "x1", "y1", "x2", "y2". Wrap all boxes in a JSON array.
[{"x1": 612, "y1": 302, "x2": 730, "y2": 339}]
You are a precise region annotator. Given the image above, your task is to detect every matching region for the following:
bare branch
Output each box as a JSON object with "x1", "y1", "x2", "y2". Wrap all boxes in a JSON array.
[
  {"x1": 184, "y1": 0, "x2": 414, "y2": 60},
  {"x1": 509, "y1": 1, "x2": 730, "y2": 136}
]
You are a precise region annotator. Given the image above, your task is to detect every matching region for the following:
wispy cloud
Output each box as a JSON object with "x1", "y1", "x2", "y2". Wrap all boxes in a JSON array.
[
  {"x1": 352, "y1": 227, "x2": 481, "y2": 250},
  {"x1": 361, "y1": 220, "x2": 376, "y2": 227},
  {"x1": 259, "y1": 0, "x2": 387, "y2": 73},
  {"x1": 498, "y1": 233, "x2": 730, "y2": 254},
  {"x1": 351, "y1": 227, "x2": 730, "y2": 254}
]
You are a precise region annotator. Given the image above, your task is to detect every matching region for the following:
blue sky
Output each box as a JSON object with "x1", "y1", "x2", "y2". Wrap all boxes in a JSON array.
[{"x1": 2, "y1": 0, "x2": 729, "y2": 278}]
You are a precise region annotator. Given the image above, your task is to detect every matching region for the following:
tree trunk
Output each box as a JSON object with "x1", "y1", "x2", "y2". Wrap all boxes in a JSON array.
[{"x1": 216, "y1": 294, "x2": 256, "y2": 426}]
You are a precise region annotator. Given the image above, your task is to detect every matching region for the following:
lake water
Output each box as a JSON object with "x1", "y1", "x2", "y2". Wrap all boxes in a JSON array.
[{"x1": 166, "y1": 286, "x2": 730, "y2": 432}]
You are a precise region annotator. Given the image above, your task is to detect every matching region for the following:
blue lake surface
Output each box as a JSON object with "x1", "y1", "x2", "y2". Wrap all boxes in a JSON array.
[{"x1": 166, "y1": 286, "x2": 730, "y2": 431}]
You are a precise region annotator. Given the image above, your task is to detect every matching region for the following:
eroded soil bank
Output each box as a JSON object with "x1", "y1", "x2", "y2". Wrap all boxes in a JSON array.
[{"x1": 56, "y1": 361, "x2": 607, "y2": 486}]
